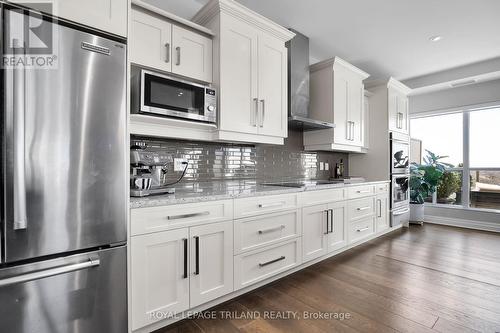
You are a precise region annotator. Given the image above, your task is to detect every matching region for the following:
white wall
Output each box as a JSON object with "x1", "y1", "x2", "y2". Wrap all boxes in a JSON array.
[{"x1": 409, "y1": 78, "x2": 500, "y2": 115}]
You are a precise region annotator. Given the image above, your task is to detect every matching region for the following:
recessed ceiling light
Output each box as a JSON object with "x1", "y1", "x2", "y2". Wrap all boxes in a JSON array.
[{"x1": 429, "y1": 36, "x2": 442, "y2": 42}]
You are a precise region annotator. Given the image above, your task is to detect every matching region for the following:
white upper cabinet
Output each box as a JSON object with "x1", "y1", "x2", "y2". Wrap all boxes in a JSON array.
[
  {"x1": 217, "y1": 14, "x2": 259, "y2": 135},
  {"x1": 171, "y1": 25, "x2": 213, "y2": 83},
  {"x1": 15, "y1": 0, "x2": 127, "y2": 36},
  {"x1": 130, "y1": 6, "x2": 213, "y2": 83},
  {"x1": 130, "y1": 8, "x2": 172, "y2": 73},
  {"x1": 304, "y1": 57, "x2": 370, "y2": 152},
  {"x1": 193, "y1": 0, "x2": 294, "y2": 145},
  {"x1": 388, "y1": 78, "x2": 411, "y2": 134}
]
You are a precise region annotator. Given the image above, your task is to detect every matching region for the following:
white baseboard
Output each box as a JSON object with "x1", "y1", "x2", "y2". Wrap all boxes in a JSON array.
[{"x1": 424, "y1": 215, "x2": 500, "y2": 233}]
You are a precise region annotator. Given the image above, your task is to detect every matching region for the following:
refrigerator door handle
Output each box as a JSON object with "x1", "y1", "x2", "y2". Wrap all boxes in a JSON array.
[
  {"x1": 13, "y1": 38, "x2": 27, "y2": 230},
  {"x1": 0, "y1": 257, "x2": 100, "y2": 287}
]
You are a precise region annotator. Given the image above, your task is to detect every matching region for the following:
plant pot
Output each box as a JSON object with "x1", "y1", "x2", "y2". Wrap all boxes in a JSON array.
[{"x1": 410, "y1": 203, "x2": 425, "y2": 223}]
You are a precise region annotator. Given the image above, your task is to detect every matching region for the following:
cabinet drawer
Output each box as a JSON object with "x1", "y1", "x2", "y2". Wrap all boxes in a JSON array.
[
  {"x1": 348, "y1": 197, "x2": 375, "y2": 221},
  {"x1": 234, "y1": 238, "x2": 301, "y2": 290},
  {"x1": 300, "y1": 188, "x2": 345, "y2": 206},
  {"x1": 131, "y1": 200, "x2": 233, "y2": 236},
  {"x1": 234, "y1": 194, "x2": 298, "y2": 219},
  {"x1": 376, "y1": 183, "x2": 389, "y2": 194},
  {"x1": 347, "y1": 185, "x2": 375, "y2": 199},
  {"x1": 348, "y1": 217, "x2": 375, "y2": 244},
  {"x1": 234, "y1": 210, "x2": 301, "y2": 255}
]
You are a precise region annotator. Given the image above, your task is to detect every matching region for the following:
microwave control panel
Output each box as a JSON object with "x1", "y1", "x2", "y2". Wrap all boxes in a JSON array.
[{"x1": 205, "y1": 88, "x2": 217, "y2": 121}]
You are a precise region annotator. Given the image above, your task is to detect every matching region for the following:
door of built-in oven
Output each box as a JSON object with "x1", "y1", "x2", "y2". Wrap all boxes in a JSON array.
[
  {"x1": 0, "y1": 246, "x2": 127, "y2": 333},
  {"x1": 390, "y1": 134, "x2": 410, "y2": 174},
  {"x1": 392, "y1": 174, "x2": 410, "y2": 210},
  {"x1": 140, "y1": 69, "x2": 209, "y2": 121}
]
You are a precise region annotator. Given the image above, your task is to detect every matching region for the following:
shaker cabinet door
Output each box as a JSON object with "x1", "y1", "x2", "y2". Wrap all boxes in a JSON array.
[
  {"x1": 257, "y1": 33, "x2": 287, "y2": 137},
  {"x1": 189, "y1": 221, "x2": 234, "y2": 307},
  {"x1": 219, "y1": 15, "x2": 259, "y2": 134},
  {"x1": 327, "y1": 201, "x2": 347, "y2": 252},
  {"x1": 302, "y1": 204, "x2": 329, "y2": 262},
  {"x1": 130, "y1": 8, "x2": 172, "y2": 73},
  {"x1": 171, "y1": 25, "x2": 212, "y2": 82},
  {"x1": 131, "y1": 229, "x2": 190, "y2": 330}
]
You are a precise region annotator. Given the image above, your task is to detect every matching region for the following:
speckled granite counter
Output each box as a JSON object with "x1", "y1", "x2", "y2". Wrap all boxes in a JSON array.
[{"x1": 130, "y1": 180, "x2": 390, "y2": 209}]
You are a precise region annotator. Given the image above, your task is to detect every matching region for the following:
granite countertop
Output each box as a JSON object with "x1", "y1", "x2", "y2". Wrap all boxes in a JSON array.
[{"x1": 130, "y1": 179, "x2": 390, "y2": 209}]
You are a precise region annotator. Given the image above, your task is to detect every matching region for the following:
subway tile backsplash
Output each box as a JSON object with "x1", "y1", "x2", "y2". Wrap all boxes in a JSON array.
[{"x1": 131, "y1": 129, "x2": 348, "y2": 183}]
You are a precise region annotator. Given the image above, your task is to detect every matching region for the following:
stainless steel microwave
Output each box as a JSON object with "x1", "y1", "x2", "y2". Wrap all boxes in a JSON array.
[{"x1": 132, "y1": 69, "x2": 217, "y2": 124}]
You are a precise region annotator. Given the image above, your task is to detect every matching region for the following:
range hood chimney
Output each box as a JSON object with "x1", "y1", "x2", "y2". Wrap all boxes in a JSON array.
[{"x1": 287, "y1": 29, "x2": 335, "y2": 131}]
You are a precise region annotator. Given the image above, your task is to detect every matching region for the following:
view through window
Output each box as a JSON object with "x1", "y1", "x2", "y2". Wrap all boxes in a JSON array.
[{"x1": 410, "y1": 107, "x2": 500, "y2": 211}]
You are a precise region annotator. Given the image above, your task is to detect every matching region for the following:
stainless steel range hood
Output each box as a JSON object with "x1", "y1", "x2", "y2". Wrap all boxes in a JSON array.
[{"x1": 287, "y1": 29, "x2": 335, "y2": 131}]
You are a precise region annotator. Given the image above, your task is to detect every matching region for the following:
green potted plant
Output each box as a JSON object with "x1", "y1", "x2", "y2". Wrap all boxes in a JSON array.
[
  {"x1": 437, "y1": 171, "x2": 461, "y2": 204},
  {"x1": 410, "y1": 150, "x2": 453, "y2": 223}
]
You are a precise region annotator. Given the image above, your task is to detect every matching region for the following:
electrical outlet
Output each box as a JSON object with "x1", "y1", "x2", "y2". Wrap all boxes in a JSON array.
[
  {"x1": 174, "y1": 158, "x2": 188, "y2": 171},
  {"x1": 319, "y1": 162, "x2": 324, "y2": 171},
  {"x1": 325, "y1": 163, "x2": 329, "y2": 170}
]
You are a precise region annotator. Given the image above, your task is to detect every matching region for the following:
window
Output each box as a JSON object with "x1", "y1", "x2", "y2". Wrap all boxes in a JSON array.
[
  {"x1": 410, "y1": 107, "x2": 500, "y2": 211},
  {"x1": 410, "y1": 113, "x2": 463, "y2": 206}
]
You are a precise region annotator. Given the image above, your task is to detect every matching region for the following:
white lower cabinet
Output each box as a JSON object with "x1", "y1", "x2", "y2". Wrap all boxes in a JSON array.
[
  {"x1": 234, "y1": 238, "x2": 301, "y2": 290},
  {"x1": 131, "y1": 221, "x2": 233, "y2": 330},
  {"x1": 131, "y1": 228, "x2": 190, "y2": 330},
  {"x1": 376, "y1": 193, "x2": 390, "y2": 232},
  {"x1": 348, "y1": 217, "x2": 376, "y2": 244},
  {"x1": 189, "y1": 221, "x2": 234, "y2": 307},
  {"x1": 233, "y1": 210, "x2": 301, "y2": 255},
  {"x1": 130, "y1": 183, "x2": 393, "y2": 331},
  {"x1": 302, "y1": 201, "x2": 347, "y2": 262}
]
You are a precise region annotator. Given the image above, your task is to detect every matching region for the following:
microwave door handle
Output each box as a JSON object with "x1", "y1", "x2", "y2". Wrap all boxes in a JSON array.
[{"x1": 13, "y1": 39, "x2": 27, "y2": 230}]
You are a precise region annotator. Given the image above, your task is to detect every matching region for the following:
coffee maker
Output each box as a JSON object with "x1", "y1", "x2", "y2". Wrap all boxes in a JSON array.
[{"x1": 130, "y1": 145, "x2": 177, "y2": 197}]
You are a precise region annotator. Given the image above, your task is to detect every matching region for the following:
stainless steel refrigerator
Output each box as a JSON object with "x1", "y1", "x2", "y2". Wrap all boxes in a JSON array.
[{"x1": 0, "y1": 3, "x2": 127, "y2": 333}]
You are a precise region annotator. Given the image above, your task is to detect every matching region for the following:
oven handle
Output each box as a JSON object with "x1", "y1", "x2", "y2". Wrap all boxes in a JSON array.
[{"x1": 393, "y1": 208, "x2": 410, "y2": 216}]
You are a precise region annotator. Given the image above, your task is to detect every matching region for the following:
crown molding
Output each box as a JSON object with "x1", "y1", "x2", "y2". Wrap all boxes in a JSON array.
[
  {"x1": 310, "y1": 56, "x2": 370, "y2": 79},
  {"x1": 387, "y1": 77, "x2": 412, "y2": 95},
  {"x1": 192, "y1": 0, "x2": 295, "y2": 42}
]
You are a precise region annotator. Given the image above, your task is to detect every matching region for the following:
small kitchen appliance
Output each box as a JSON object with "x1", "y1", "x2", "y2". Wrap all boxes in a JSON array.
[
  {"x1": 130, "y1": 146, "x2": 184, "y2": 197},
  {"x1": 131, "y1": 68, "x2": 217, "y2": 124}
]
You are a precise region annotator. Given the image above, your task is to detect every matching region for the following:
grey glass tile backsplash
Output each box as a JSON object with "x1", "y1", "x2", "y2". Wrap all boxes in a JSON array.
[{"x1": 132, "y1": 129, "x2": 348, "y2": 183}]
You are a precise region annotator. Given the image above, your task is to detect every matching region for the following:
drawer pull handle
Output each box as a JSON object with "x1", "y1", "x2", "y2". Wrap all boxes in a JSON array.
[
  {"x1": 356, "y1": 227, "x2": 370, "y2": 232},
  {"x1": 356, "y1": 190, "x2": 371, "y2": 194},
  {"x1": 259, "y1": 256, "x2": 286, "y2": 267},
  {"x1": 356, "y1": 206, "x2": 371, "y2": 211},
  {"x1": 167, "y1": 211, "x2": 210, "y2": 220},
  {"x1": 324, "y1": 210, "x2": 330, "y2": 234},
  {"x1": 258, "y1": 202, "x2": 285, "y2": 209},
  {"x1": 258, "y1": 225, "x2": 285, "y2": 234}
]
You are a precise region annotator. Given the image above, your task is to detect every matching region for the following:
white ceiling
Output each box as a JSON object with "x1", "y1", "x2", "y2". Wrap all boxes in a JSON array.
[{"x1": 145, "y1": 0, "x2": 500, "y2": 82}]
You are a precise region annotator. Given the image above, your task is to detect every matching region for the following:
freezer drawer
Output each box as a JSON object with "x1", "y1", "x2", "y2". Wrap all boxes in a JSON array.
[{"x1": 0, "y1": 246, "x2": 127, "y2": 333}]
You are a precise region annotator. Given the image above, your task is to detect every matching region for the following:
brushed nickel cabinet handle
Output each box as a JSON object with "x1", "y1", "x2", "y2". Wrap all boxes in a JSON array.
[
  {"x1": 356, "y1": 190, "x2": 371, "y2": 194},
  {"x1": 330, "y1": 209, "x2": 334, "y2": 234},
  {"x1": 356, "y1": 206, "x2": 371, "y2": 211},
  {"x1": 356, "y1": 227, "x2": 370, "y2": 232},
  {"x1": 176, "y1": 46, "x2": 181, "y2": 66},
  {"x1": 259, "y1": 256, "x2": 286, "y2": 267},
  {"x1": 165, "y1": 43, "x2": 170, "y2": 63},
  {"x1": 253, "y1": 98, "x2": 258, "y2": 127},
  {"x1": 258, "y1": 225, "x2": 285, "y2": 234},
  {"x1": 167, "y1": 211, "x2": 209, "y2": 220},
  {"x1": 260, "y1": 99, "x2": 265, "y2": 127},
  {"x1": 258, "y1": 202, "x2": 285, "y2": 209}
]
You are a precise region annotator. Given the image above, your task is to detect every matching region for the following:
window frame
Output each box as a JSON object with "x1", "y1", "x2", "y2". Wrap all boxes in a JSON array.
[{"x1": 410, "y1": 105, "x2": 500, "y2": 213}]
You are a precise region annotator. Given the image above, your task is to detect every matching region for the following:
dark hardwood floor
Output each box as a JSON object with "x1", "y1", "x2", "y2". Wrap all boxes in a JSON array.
[{"x1": 157, "y1": 224, "x2": 500, "y2": 333}]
